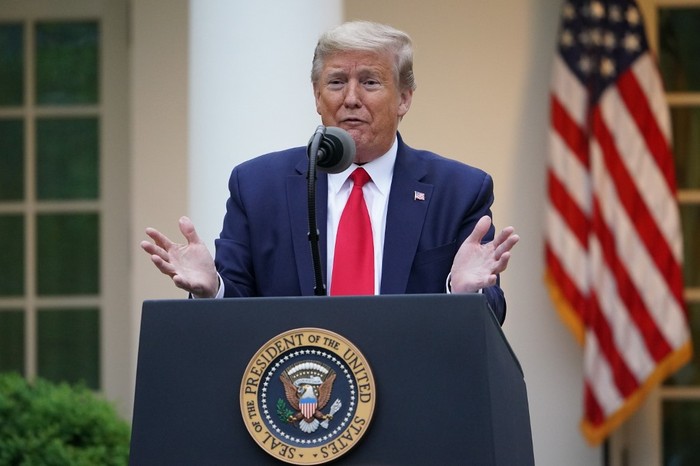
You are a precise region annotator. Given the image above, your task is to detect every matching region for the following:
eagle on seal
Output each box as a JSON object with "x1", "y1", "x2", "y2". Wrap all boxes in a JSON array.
[{"x1": 280, "y1": 367, "x2": 336, "y2": 433}]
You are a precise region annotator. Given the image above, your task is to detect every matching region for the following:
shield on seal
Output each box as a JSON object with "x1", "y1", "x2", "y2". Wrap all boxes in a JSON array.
[{"x1": 299, "y1": 392, "x2": 317, "y2": 420}]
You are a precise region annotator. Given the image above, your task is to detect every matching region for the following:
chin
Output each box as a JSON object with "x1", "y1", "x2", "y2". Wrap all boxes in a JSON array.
[
  {"x1": 353, "y1": 149, "x2": 382, "y2": 164},
  {"x1": 343, "y1": 127, "x2": 364, "y2": 140}
]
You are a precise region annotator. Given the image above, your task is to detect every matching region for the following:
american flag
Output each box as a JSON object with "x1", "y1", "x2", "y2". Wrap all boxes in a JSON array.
[{"x1": 545, "y1": 0, "x2": 693, "y2": 445}]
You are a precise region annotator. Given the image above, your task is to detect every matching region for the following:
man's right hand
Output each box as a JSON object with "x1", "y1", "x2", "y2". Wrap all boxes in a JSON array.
[{"x1": 140, "y1": 216, "x2": 219, "y2": 298}]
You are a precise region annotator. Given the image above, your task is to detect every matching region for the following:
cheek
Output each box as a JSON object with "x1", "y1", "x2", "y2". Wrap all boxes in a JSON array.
[
  {"x1": 372, "y1": 107, "x2": 395, "y2": 128},
  {"x1": 316, "y1": 94, "x2": 338, "y2": 113}
]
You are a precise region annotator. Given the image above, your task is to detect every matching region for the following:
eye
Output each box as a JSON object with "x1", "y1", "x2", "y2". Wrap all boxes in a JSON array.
[
  {"x1": 362, "y1": 79, "x2": 381, "y2": 89},
  {"x1": 325, "y1": 75, "x2": 346, "y2": 90}
]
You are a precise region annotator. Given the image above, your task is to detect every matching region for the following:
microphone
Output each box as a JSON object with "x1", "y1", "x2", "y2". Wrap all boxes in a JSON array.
[
  {"x1": 307, "y1": 126, "x2": 355, "y2": 174},
  {"x1": 305, "y1": 125, "x2": 355, "y2": 295}
]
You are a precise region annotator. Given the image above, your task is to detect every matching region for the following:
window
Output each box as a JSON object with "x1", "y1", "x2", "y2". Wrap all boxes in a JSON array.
[
  {"x1": 658, "y1": 5, "x2": 700, "y2": 465},
  {"x1": 0, "y1": 1, "x2": 128, "y2": 399},
  {"x1": 0, "y1": 19, "x2": 101, "y2": 388},
  {"x1": 614, "y1": 1, "x2": 700, "y2": 465}
]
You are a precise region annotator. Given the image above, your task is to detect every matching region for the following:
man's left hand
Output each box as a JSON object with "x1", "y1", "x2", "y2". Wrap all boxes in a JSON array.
[{"x1": 449, "y1": 215, "x2": 520, "y2": 293}]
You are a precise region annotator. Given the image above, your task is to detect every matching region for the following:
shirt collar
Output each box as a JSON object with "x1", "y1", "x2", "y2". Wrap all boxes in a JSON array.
[{"x1": 328, "y1": 137, "x2": 397, "y2": 195}]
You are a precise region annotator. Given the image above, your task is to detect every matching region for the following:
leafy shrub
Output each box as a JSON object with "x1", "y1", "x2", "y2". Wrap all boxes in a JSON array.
[{"x1": 0, "y1": 372, "x2": 130, "y2": 466}]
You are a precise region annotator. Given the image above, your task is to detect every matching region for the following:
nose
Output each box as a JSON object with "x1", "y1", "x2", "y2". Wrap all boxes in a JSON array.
[{"x1": 343, "y1": 80, "x2": 362, "y2": 108}]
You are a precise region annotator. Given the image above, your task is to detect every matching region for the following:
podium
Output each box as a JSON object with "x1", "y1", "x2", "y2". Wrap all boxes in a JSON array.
[{"x1": 129, "y1": 294, "x2": 534, "y2": 465}]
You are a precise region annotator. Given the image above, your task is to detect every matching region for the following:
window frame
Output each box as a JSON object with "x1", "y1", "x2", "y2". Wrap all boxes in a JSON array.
[{"x1": 0, "y1": 0, "x2": 129, "y2": 405}]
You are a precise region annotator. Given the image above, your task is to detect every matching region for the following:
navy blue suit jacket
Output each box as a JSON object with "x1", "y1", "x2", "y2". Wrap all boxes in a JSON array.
[{"x1": 214, "y1": 134, "x2": 507, "y2": 324}]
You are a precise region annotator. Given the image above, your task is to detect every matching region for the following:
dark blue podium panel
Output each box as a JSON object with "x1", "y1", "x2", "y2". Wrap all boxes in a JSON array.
[{"x1": 130, "y1": 294, "x2": 534, "y2": 465}]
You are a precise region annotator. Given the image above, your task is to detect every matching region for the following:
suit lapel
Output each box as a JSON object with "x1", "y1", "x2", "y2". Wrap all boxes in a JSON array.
[
  {"x1": 381, "y1": 141, "x2": 433, "y2": 294},
  {"x1": 287, "y1": 137, "x2": 430, "y2": 295},
  {"x1": 288, "y1": 159, "x2": 328, "y2": 295}
]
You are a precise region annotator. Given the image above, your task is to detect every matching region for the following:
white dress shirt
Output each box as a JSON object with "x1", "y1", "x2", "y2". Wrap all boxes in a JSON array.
[{"x1": 326, "y1": 138, "x2": 397, "y2": 294}]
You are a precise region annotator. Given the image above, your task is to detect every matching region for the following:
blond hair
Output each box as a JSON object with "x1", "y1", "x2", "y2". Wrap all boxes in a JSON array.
[{"x1": 311, "y1": 21, "x2": 416, "y2": 91}]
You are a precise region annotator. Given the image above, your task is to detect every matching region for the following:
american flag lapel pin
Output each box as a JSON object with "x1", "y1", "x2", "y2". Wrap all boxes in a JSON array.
[{"x1": 414, "y1": 191, "x2": 425, "y2": 201}]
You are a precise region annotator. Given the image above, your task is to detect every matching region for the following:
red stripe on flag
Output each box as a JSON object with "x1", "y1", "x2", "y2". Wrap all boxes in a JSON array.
[
  {"x1": 551, "y1": 95, "x2": 590, "y2": 168},
  {"x1": 545, "y1": 243, "x2": 589, "y2": 324},
  {"x1": 547, "y1": 170, "x2": 589, "y2": 247},
  {"x1": 616, "y1": 70, "x2": 678, "y2": 193},
  {"x1": 584, "y1": 382, "x2": 605, "y2": 428},
  {"x1": 588, "y1": 290, "x2": 640, "y2": 396}
]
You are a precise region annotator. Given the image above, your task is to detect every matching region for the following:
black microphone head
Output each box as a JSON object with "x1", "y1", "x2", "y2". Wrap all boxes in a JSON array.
[{"x1": 316, "y1": 126, "x2": 355, "y2": 174}]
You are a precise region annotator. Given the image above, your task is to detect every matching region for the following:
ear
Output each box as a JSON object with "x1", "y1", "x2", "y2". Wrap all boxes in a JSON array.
[
  {"x1": 398, "y1": 88, "x2": 413, "y2": 117},
  {"x1": 313, "y1": 84, "x2": 322, "y2": 115}
]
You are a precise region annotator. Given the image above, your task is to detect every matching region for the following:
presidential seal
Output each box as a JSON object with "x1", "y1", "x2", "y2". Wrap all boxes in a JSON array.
[{"x1": 240, "y1": 328, "x2": 375, "y2": 465}]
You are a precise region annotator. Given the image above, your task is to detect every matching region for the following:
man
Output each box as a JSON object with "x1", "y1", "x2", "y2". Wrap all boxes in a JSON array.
[{"x1": 141, "y1": 21, "x2": 519, "y2": 323}]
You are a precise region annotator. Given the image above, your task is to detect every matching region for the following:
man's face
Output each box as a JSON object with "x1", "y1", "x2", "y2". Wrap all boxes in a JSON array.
[{"x1": 314, "y1": 50, "x2": 413, "y2": 164}]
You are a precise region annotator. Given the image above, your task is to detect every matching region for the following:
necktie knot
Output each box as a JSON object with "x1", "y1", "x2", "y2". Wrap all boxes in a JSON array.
[{"x1": 350, "y1": 167, "x2": 371, "y2": 187}]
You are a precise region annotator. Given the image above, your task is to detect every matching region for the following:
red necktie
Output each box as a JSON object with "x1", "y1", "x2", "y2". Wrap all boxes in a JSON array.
[{"x1": 331, "y1": 167, "x2": 374, "y2": 295}]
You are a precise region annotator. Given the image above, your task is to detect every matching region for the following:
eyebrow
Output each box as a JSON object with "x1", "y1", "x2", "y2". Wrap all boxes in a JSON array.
[{"x1": 324, "y1": 66, "x2": 385, "y2": 80}]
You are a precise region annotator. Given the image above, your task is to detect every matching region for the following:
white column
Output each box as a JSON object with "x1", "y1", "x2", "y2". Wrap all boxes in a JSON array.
[{"x1": 189, "y1": 0, "x2": 343, "y2": 249}]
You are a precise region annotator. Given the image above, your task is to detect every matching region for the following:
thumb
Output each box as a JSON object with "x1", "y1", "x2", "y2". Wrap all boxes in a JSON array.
[
  {"x1": 178, "y1": 216, "x2": 202, "y2": 245},
  {"x1": 466, "y1": 215, "x2": 492, "y2": 244}
]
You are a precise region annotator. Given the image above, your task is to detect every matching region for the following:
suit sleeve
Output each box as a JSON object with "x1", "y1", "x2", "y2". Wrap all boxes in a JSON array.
[
  {"x1": 214, "y1": 167, "x2": 257, "y2": 297},
  {"x1": 459, "y1": 173, "x2": 507, "y2": 325}
]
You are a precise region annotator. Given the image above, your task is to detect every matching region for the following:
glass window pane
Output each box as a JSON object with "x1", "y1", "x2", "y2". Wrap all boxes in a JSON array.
[
  {"x1": 36, "y1": 117, "x2": 99, "y2": 200},
  {"x1": 0, "y1": 119, "x2": 25, "y2": 200},
  {"x1": 665, "y1": 302, "x2": 700, "y2": 386},
  {"x1": 663, "y1": 400, "x2": 700, "y2": 465},
  {"x1": 0, "y1": 215, "x2": 24, "y2": 296},
  {"x1": 35, "y1": 21, "x2": 99, "y2": 105},
  {"x1": 37, "y1": 308, "x2": 99, "y2": 389},
  {"x1": 680, "y1": 205, "x2": 700, "y2": 288},
  {"x1": 672, "y1": 107, "x2": 700, "y2": 190},
  {"x1": 0, "y1": 23, "x2": 24, "y2": 106},
  {"x1": 37, "y1": 213, "x2": 99, "y2": 296},
  {"x1": 0, "y1": 310, "x2": 24, "y2": 374},
  {"x1": 659, "y1": 8, "x2": 700, "y2": 92}
]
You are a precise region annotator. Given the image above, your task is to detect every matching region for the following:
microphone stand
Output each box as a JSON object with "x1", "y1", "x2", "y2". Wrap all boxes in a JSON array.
[{"x1": 307, "y1": 125, "x2": 327, "y2": 296}]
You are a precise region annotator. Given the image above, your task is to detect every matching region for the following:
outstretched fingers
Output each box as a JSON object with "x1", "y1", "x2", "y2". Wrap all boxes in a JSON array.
[
  {"x1": 144, "y1": 226, "x2": 174, "y2": 251},
  {"x1": 140, "y1": 228, "x2": 174, "y2": 264},
  {"x1": 493, "y1": 227, "x2": 520, "y2": 261},
  {"x1": 140, "y1": 224, "x2": 187, "y2": 279}
]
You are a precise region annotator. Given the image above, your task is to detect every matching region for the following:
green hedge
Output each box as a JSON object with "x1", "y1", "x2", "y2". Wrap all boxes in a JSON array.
[{"x1": 0, "y1": 373, "x2": 130, "y2": 466}]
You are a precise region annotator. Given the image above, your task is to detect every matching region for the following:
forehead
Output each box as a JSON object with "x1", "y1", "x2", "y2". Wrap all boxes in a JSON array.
[{"x1": 321, "y1": 50, "x2": 395, "y2": 76}]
